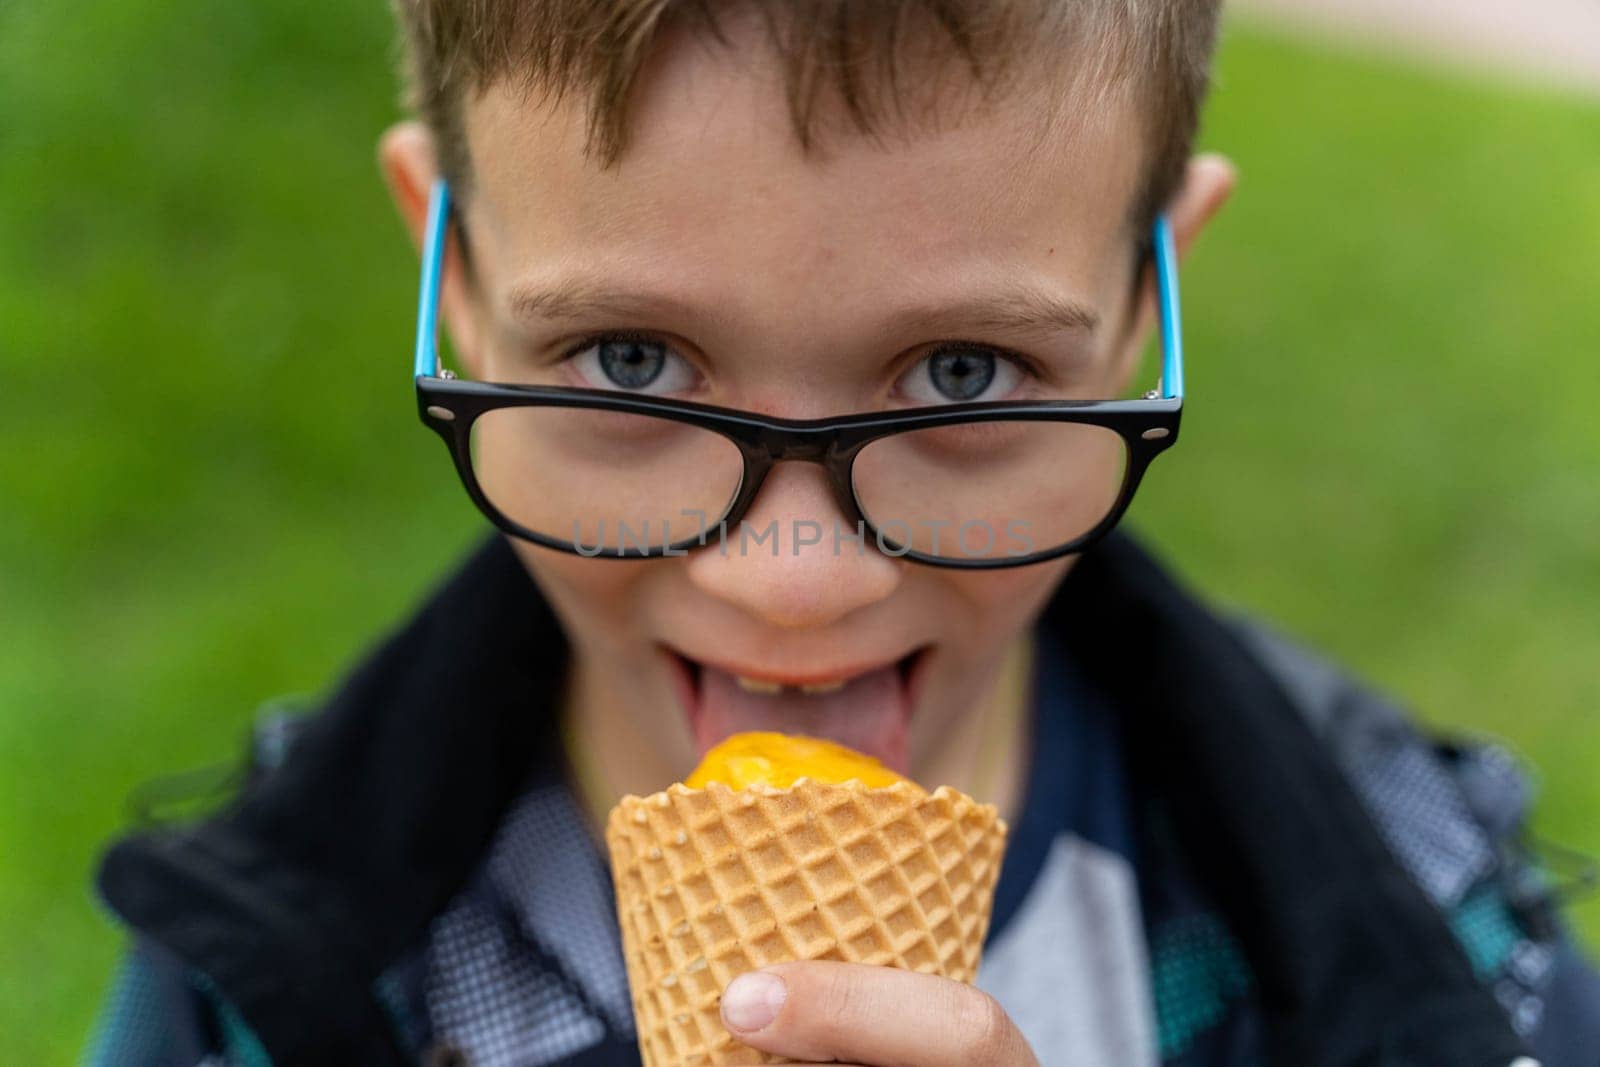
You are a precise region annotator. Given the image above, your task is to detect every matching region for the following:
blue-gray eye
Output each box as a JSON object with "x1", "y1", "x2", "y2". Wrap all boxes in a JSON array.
[
  {"x1": 570, "y1": 335, "x2": 699, "y2": 394},
  {"x1": 927, "y1": 347, "x2": 996, "y2": 400},
  {"x1": 899, "y1": 345, "x2": 1022, "y2": 404},
  {"x1": 597, "y1": 338, "x2": 666, "y2": 389}
]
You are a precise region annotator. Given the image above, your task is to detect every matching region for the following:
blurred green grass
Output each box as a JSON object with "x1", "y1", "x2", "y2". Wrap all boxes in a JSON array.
[{"x1": 1, "y1": 2, "x2": 1596, "y2": 1061}]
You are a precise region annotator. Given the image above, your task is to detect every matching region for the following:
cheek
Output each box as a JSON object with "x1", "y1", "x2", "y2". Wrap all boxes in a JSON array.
[
  {"x1": 939, "y1": 558, "x2": 1074, "y2": 645},
  {"x1": 906, "y1": 558, "x2": 1073, "y2": 762},
  {"x1": 509, "y1": 540, "x2": 655, "y2": 647}
]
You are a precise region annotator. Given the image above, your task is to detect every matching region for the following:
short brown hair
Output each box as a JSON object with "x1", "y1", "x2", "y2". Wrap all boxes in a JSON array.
[{"x1": 391, "y1": 0, "x2": 1221, "y2": 231}]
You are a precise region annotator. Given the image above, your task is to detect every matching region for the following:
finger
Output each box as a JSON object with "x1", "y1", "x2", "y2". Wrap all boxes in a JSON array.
[{"x1": 719, "y1": 961, "x2": 1037, "y2": 1067}]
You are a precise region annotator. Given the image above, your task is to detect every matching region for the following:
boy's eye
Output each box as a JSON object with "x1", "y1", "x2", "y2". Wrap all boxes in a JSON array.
[
  {"x1": 569, "y1": 335, "x2": 698, "y2": 394},
  {"x1": 899, "y1": 345, "x2": 1023, "y2": 404}
]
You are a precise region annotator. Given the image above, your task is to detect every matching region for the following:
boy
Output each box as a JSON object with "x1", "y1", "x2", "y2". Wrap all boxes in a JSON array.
[{"x1": 90, "y1": 1, "x2": 1599, "y2": 1065}]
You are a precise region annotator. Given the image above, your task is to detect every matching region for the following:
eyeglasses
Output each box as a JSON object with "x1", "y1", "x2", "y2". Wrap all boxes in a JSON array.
[{"x1": 413, "y1": 180, "x2": 1184, "y2": 569}]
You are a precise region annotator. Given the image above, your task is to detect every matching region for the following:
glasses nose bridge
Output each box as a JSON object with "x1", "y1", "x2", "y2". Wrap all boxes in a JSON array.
[
  {"x1": 755, "y1": 422, "x2": 843, "y2": 466},
  {"x1": 744, "y1": 425, "x2": 858, "y2": 516}
]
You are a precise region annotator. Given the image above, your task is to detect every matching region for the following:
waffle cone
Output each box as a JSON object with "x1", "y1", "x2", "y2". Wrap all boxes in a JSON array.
[{"x1": 606, "y1": 778, "x2": 1008, "y2": 1066}]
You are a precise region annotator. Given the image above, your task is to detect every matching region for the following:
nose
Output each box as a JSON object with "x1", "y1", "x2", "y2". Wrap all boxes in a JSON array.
[{"x1": 685, "y1": 462, "x2": 904, "y2": 630}]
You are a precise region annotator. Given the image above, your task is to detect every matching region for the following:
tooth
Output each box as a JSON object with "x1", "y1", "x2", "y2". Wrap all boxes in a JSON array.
[
  {"x1": 799, "y1": 680, "x2": 846, "y2": 695},
  {"x1": 735, "y1": 675, "x2": 783, "y2": 695}
]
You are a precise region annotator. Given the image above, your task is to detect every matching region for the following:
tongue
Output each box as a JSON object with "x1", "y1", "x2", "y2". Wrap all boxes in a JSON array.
[{"x1": 694, "y1": 664, "x2": 910, "y2": 773}]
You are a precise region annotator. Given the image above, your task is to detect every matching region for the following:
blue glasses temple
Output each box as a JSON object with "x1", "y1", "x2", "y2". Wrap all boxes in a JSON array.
[
  {"x1": 412, "y1": 179, "x2": 452, "y2": 382},
  {"x1": 414, "y1": 178, "x2": 1185, "y2": 400},
  {"x1": 1151, "y1": 215, "x2": 1183, "y2": 400}
]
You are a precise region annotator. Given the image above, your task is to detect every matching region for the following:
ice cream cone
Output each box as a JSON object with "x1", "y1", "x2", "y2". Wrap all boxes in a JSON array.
[{"x1": 606, "y1": 778, "x2": 1008, "y2": 1066}]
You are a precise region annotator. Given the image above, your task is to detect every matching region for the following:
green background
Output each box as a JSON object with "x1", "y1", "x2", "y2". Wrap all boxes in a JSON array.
[{"x1": 2, "y1": 2, "x2": 1596, "y2": 1061}]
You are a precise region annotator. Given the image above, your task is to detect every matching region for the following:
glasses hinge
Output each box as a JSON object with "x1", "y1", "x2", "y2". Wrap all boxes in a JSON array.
[{"x1": 439, "y1": 368, "x2": 457, "y2": 380}]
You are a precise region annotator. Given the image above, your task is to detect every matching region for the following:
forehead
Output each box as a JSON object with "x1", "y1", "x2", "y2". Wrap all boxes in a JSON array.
[{"x1": 459, "y1": 20, "x2": 1145, "y2": 316}]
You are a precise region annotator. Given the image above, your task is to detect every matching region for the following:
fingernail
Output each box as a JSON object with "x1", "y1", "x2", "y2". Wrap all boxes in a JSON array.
[{"x1": 721, "y1": 971, "x2": 787, "y2": 1032}]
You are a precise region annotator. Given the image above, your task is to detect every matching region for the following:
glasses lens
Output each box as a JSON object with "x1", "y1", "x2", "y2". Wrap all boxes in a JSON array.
[
  {"x1": 470, "y1": 404, "x2": 744, "y2": 552},
  {"x1": 851, "y1": 420, "x2": 1128, "y2": 561}
]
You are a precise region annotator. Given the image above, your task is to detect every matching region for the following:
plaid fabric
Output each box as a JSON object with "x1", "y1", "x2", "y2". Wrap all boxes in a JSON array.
[
  {"x1": 1150, "y1": 913, "x2": 1254, "y2": 1063},
  {"x1": 85, "y1": 944, "x2": 271, "y2": 1067},
  {"x1": 416, "y1": 784, "x2": 636, "y2": 1065}
]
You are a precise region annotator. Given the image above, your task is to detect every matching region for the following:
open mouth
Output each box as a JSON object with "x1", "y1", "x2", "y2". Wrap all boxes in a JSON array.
[{"x1": 663, "y1": 646, "x2": 928, "y2": 773}]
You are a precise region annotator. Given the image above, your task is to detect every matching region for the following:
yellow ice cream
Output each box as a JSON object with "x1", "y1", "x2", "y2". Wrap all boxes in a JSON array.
[{"x1": 684, "y1": 730, "x2": 922, "y2": 792}]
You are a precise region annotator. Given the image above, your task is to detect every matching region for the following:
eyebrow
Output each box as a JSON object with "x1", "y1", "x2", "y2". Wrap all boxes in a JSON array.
[
  {"x1": 508, "y1": 277, "x2": 688, "y2": 325},
  {"x1": 507, "y1": 277, "x2": 1100, "y2": 340},
  {"x1": 886, "y1": 286, "x2": 1100, "y2": 341}
]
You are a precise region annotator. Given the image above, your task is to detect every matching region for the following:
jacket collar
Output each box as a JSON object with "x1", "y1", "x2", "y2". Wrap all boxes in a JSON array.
[
  {"x1": 100, "y1": 534, "x2": 566, "y2": 1064},
  {"x1": 1043, "y1": 533, "x2": 1527, "y2": 1066},
  {"x1": 98, "y1": 530, "x2": 1525, "y2": 1066}
]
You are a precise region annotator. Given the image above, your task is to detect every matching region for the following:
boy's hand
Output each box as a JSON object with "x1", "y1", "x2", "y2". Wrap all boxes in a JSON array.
[{"x1": 719, "y1": 961, "x2": 1040, "y2": 1066}]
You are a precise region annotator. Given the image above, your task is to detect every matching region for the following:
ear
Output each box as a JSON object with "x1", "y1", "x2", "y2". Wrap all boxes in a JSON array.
[
  {"x1": 378, "y1": 121, "x2": 485, "y2": 377},
  {"x1": 1107, "y1": 152, "x2": 1237, "y2": 394}
]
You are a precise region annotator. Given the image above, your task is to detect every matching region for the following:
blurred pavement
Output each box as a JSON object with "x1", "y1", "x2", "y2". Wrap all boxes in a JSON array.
[{"x1": 1232, "y1": 0, "x2": 1600, "y2": 93}]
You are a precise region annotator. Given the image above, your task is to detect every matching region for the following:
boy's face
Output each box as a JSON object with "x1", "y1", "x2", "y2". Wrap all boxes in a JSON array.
[{"x1": 387, "y1": 22, "x2": 1221, "y2": 782}]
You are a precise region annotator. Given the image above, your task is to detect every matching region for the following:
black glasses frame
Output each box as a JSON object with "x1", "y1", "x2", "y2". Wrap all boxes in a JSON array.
[
  {"x1": 413, "y1": 179, "x2": 1186, "y2": 569},
  {"x1": 417, "y1": 381, "x2": 1179, "y2": 569}
]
